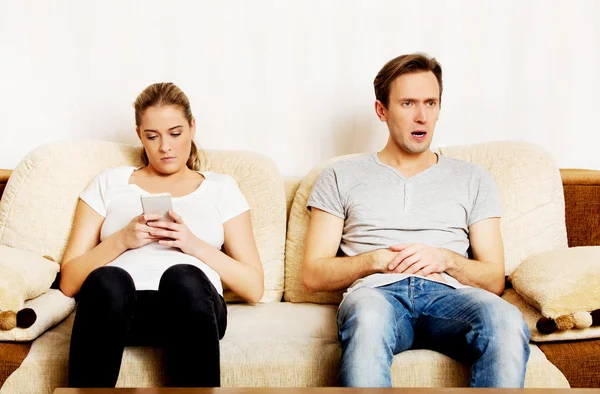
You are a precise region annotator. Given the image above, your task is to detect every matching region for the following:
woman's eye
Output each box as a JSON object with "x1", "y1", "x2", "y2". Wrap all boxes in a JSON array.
[
  {"x1": 147, "y1": 136, "x2": 157, "y2": 140},
  {"x1": 171, "y1": 133, "x2": 181, "y2": 137}
]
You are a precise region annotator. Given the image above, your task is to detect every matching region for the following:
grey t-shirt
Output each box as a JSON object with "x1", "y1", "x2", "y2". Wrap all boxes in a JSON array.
[{"x1": 307, "y1": 152, "x2": 501, "y2": 294}]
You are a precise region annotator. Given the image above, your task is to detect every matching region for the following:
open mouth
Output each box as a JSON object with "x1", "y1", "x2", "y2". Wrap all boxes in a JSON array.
[{"x1": 411, "y1": 131, "x2": 427, "y2": 139}]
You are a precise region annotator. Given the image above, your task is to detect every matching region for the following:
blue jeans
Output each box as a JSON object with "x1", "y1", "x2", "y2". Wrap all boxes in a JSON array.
[{"x1": 337, "y1": 277, "x2": 530, "y2": 387}]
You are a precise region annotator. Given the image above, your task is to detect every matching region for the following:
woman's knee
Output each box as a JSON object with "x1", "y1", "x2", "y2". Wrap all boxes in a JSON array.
[
  {"x1": 79, "y1": 266, "x2": 136, "y2": 314},
  {"x1": 159, "y1": 264, "x2": 215, "y2": 311}
]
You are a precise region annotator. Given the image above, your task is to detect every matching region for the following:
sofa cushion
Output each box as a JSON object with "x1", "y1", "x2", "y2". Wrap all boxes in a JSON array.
[
  {"x1": 284, "y1": 142, "x2": 568, "y2": 303},
  {"x1": 0, "y1": 290, "x2": 75, "y2": 342},
  {"x1": 0, "y1": 246, "x2": 75, "y2": 341},
  {"x1": 1, "y1": 302, "x2": 568, "y2": 392},
  {"x1": 438, "y1": 141, "x2": 568, "y2": 275},
  {"x1": 0, "y1": 245, "x2": 59, "y2": 309},
  {"x1": 506, "y1": 247, "x2": 600, "y2": 341},
  {"x1": 503, "y1": 289, "x2": 600, "y2": 343},
  {"x1": 0, "y1": 141, "x2": 286, "y2": 303}
]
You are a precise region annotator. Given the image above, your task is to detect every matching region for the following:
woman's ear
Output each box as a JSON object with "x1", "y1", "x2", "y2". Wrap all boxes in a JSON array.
[
  {"x1": 136, "y1": 126, "x2": 142, "y2": 142},
  {"x1": 190, "y1": 118, "x2": 196, "y2": 139}
]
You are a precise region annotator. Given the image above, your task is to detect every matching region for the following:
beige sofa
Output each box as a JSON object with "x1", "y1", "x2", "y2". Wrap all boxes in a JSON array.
[{"x1": 0, "y1": 140, "x2": 598, "y2": 392}]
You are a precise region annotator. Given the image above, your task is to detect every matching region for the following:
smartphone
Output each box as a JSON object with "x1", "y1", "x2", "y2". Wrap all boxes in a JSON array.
[{"x1": 140, "y1": 193, "x2": 174, "y2": 222}]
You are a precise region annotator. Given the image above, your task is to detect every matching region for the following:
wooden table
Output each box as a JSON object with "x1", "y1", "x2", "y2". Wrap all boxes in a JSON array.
[{"x1": 53, "y1": 388, "x2": 599, "y2": 394}]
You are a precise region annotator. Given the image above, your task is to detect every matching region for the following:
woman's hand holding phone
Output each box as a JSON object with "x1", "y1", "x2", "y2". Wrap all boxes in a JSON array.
[
  {"x1": 118, "y1": 213, "x2": 163, "y2": 250},
  {"x1": 147, "y1": 210, "x2": 203, "y2": 256}
]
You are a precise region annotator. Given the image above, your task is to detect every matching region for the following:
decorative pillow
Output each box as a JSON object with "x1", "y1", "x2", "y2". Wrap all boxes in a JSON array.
[
  {"x1": 509, "y1": 246, "x2": 600, "y2": 341},
  {"x1": 0, "y1": 245, "x2": 75, "y2": 341}
]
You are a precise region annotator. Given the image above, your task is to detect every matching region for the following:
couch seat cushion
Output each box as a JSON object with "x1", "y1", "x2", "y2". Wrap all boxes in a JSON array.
[{"x1": 2, "y1": 303, "x2": 568, "y2": 392}]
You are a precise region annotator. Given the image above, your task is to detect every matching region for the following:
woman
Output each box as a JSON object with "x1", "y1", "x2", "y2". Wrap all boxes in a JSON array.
[{"x1": 60, "y1": 82, "x2": 263, "y2": 388}]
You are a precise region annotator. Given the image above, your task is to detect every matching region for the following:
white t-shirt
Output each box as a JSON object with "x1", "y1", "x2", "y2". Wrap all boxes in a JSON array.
[{"x1": 79, "y1": 166, "x2": 250, "y2": 295}]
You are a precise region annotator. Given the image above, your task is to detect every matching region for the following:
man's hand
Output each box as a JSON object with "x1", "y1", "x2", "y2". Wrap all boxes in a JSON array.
[
  {"x1": 387, "y1": 243, "x2": 448, "y2": 275},
  {"x1": 375, "y1": 245, "x2": 448, "y2": 283}
]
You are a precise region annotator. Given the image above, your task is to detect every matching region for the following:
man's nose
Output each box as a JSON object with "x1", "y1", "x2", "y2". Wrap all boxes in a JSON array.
[{"x1": 415, "y1": 105, "x2": 427, "y2": 124}]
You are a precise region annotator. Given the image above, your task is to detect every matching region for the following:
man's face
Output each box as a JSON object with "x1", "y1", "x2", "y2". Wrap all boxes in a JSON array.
[{"x1": 376, "y1": 71, "x2": 440, "y2": 155}]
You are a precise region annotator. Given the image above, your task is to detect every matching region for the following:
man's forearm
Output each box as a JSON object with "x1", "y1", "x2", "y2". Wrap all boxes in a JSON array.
[
  {"x1": 443, "y1": 249, "x2": 505, "y2": 295},
  {"x1": 303, "y1": 250, "x2": 383, "y2": 293}
]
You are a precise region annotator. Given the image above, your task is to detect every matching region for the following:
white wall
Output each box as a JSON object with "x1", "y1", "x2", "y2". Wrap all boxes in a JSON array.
[{"x1": 1, "y1": 0, "x2": 599, "y2": 176}]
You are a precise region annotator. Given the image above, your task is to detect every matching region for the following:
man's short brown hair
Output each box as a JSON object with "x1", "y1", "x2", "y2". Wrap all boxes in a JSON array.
[{"x1": 374, "y1": 53, "x2": 443, "y2": 108}]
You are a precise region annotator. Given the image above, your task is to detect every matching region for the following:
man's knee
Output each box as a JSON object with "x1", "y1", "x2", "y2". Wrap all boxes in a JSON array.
[
  {"x1": 338, "y1": 287, "x2": 395, "y2": 339},
  {"x1": 477, "y1": 295, "x2": 530, "y2": 345}
]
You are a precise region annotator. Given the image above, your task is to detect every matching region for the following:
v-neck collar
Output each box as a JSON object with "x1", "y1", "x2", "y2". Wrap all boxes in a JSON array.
[{"x1": 372, "y1": 152, "x2": 442, "y2": 181}]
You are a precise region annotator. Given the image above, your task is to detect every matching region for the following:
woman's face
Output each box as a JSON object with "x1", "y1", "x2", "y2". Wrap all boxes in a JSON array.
[{"x1": 137, "y1": 105, "x2": 196, "y2": 174}]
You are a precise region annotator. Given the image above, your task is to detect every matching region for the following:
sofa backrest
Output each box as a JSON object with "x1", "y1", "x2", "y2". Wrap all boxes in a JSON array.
[
  {"x1": 0, "y1": 141, "x2": 286, "y2": 303},
  {"x1": 284, "y1": 141, "x2": 569, "y2": 304}
]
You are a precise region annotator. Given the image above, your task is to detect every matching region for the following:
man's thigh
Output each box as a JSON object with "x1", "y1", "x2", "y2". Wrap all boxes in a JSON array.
[
  {"x1": 337, "y1": 283, "x2": 415, "y2": 354},
  {"x1": 413, "y1": 284, "x2": 521, "y2": 362}
]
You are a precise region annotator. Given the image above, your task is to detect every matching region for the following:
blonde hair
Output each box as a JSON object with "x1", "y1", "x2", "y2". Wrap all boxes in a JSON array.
[{"x1": 134, "y1": 82, "x2": 202, "y2": 171}]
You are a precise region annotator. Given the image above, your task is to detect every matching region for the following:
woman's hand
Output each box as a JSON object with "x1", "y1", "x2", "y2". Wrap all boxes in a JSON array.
[
  {"x1": 118, "y1": 213, "x2": 163, "y2": 250},
  {"x1": 147, "y1": 210, "x2": 202, "y2": 256}
]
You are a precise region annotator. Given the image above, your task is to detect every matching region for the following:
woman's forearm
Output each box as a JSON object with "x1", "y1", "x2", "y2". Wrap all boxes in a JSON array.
[
  {"x1": 192, "y1": 241, "x2": 264, "y2": 303},
  {"x1": 60, "y1": 231, "x2": 127, "y2": 297}
]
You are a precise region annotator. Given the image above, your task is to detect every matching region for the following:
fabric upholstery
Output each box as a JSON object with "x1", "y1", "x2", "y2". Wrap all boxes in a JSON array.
[
  {"x1": 503, "y1": 288, "x2": 600, "y2": 343},
  {"x1": 284, "y1": 156, "x2": 360, "y2": 303},
  {"x1": 1, "y1": 303, "x2": 568, "y2": 393},
  {"x1": 509, "y1": 246, "x2": 600, "y2": 319},
  {"x1": 0, "y1": 141, "x2": 286, "y2": 303},
  {"x1": 0, "y1": 246, "x2": 74, "y2": 341},
  {"x1": 0, "y1": 170, "x2": 9, "y2": 201},
  {"x1": 439, "y1": 141, "x2": 568, "y2": 275},
  {"x1": 283, "y1": 177, "x2": 301, "y2": 221},
  {"x1": 560, "y1": 169, "x2": 600, "y2": 247},
  {"x1": 0, "y1": 342, "x2": 30, "y2": 390},
  {"x1": 0, "y1": 245, "x2": 59, "y2": 306},
  {"x1": 0, "y1": 143, "x2": 591, "y2": 390},
  {"x1": 0, "y1": 290, "x2": 75, "y2": 342},
  {"x1": 539, "y1": 339, "x2": 600, "y2": 388}
]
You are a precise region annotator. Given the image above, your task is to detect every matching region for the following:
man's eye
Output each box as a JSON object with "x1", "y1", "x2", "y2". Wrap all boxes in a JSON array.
[
  {"x1": 427, "y1": 101, "x2": 437, "y2": 107},
  {"x1": 402, "y1": 102, "x2": 412, "y2": 107}
]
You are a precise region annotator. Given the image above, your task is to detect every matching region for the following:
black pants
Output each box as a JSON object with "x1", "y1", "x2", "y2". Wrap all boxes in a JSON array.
[{"x1": 68, "y1": 264, "x2": 227, "y2": 388}]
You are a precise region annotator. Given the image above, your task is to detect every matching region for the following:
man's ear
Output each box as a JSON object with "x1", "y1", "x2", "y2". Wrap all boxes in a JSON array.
[{"x1": 374, "y1": 100, "x2": 387, "y2": 122}]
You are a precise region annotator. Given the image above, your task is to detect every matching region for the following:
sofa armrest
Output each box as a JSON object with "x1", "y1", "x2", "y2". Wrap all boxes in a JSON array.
[
  {"x1": 560, "y1": 169, "x2": 600, "y2": 247},
  {"x1": 0, "y1": 169, "x2": 12, "y2": 201}
]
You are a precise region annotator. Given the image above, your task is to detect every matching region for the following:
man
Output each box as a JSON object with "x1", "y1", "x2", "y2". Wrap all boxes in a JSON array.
[{"x1": 303, "y1": 53, "x2": 530, "y2": 388}]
